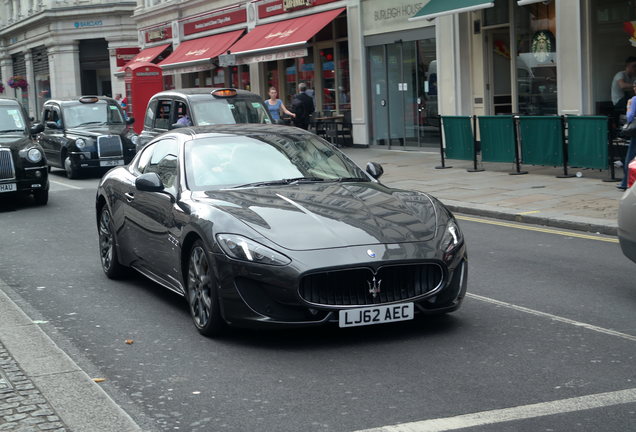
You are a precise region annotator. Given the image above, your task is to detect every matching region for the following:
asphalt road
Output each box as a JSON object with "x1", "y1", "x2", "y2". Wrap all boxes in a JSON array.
[{"x1": 0, "y1": 169, "x2": 634, "y2": 432}]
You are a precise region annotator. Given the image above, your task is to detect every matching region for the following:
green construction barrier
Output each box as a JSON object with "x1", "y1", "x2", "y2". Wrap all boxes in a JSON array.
[
  {"x1": 442, "y1": 116, "x2": 473, "y2": 160},
  {"x1": 518, "y1": 116, "x2": 564, "y2": 166},
  {"x1": 567, "y1": 116, "x2": 609, "y2": 170},
  {"x1": 478, "y1": 116, "x2": 516, "y2": 163}
]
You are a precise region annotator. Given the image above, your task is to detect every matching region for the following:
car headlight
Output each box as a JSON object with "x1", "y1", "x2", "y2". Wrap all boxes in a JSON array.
[
  {"x1": 216, "y1": 234, "x2": 291, "y2": 266},
  {"x1": 26, "y1": 148, "x2": 43, "y2": 163},
  {"x1": 442, "y1": 219, "x2": 463, "y2": 254},
  {"x1": 131, "y1": 135, "x2": 139, "y2": 146},
  {"x1": 75, "y1": 138, "x2": 86, "y2": 149}
]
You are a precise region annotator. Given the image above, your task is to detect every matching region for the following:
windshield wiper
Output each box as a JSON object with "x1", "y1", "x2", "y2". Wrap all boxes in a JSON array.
[
  {"x1": 332, "y1": 176, "x2": 370, "y2": 183},
  {"x1": 0, "y1": 129, "x2": 25, "y2": 133},
  {"x1": 75, "y1": 121, "x2": 105, "y2": 127},
  {"x1": 233, "y1": 177, "x2": 325, "y2": 188}
]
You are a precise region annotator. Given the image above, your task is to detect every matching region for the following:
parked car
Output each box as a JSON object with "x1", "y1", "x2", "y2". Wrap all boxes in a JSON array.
[
  {"x1": 618, "y1": 158, "x2": 636, "y2": 263},
  {"x1": 0, "y1": 98, "x2": 48, "y2": 205},
  {"x1": 36, "y1": 96, "x2": 138, "y2": 179},
  {"x1": 95, "y1": 124, "x2": 467, "y2": 336},
  {"x1": 138, "y1": 88, "x2": 273, "y2": 151}
]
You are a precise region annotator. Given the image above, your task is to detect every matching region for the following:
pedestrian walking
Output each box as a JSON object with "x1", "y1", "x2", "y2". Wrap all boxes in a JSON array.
[
  {"x1": 618, "y1": 82, "x2": 636, "y2": 191},
  {"x1": 265, "y1": 87, "x2": 295, "y2": 124},
  {"x1": 291, "y1": 82, "x2": 315, "y2": 130}
]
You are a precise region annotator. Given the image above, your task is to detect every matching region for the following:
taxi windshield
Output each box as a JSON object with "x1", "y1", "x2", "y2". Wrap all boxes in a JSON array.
[
  {"x1": 190, "y1": 98, "x2": 272, "y2": 126},
  {"x1": 63, "y1": 101, "x2": 124, "y2": 128},
  {"x1": 0, "y1": 105, "x2": 26, "y2": 133}
]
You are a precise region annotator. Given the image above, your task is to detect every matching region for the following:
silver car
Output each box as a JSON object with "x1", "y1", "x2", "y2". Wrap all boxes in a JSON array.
[{"x1": 618, "y1": 159, "x2": 636, "y2": 263}]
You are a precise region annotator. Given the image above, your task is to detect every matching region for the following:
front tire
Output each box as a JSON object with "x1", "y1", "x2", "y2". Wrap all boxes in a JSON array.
[
  {"x1": 98, "y1": 206, "x2": 127, "y2": 279},
  {"x1": 187, "y1": 240, "x2": 225, "y2": 337},
  {"x1": 64, "y1": 156, "x2": 80, "y2": 179}
]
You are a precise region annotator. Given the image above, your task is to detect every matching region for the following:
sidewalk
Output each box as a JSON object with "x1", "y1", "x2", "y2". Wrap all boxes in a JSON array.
[
  {"x1": 0, "y1": 282, "x2": 142, "y2": 432},
  {"x1": 342, "y1": 147, "x2": 622, "y2": 235}
]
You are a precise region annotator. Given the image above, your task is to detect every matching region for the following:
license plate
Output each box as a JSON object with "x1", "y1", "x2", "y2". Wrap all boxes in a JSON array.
[
  {"x1": 339, "y1": 303, "x2": 414, "y2": 328},
  {"x1": 100, "y1": 159, "x2": 124, "y2": 167},
  {"x1": 0, "y1": 183, "x2": 17, "y2": 193}
]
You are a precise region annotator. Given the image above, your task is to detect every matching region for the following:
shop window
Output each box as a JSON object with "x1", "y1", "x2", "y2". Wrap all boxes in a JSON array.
[
  {"x1": 285, "y1": 59, "x2": 297, "y2": 107},
  {"x1": 337, "y1": 42, "x2": 350, "y2": 112},
  {"x1": 315, "y1": 22, "x2": 333, "y2": 42},
  {"x1": 213, "y1": 67, "x2": 225, "y2": 88},
  {"x1": 320, "y1": 48, "x2": 335, "y2": 112},
  {"x1": 267, "y1": 62, "x2": 279, "y2": 93},
  {"x1": 516, "y1": 2, "x2": 557, "y2": 115},
  {"x1": 334, "y1": 15, "x2": 348, "y2": 39},
  {"x1": 483, "y1": 1, "x2": 509, "y2": 27}
]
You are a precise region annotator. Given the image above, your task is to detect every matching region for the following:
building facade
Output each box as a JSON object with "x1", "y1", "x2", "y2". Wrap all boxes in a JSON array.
[{"x1": 0, "y1": 0, "x2": 138, "y2": 119}]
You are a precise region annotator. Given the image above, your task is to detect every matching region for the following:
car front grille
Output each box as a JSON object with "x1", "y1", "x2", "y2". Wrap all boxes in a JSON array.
[
  {"x1": 299, "y1": 263, "x2": 444, "y2": 307},
  {"x1": 97, "y1": 135, "x2": 123, "y2": 158},
  {"x1": 0, "y1": 149, "x2": 16, "y2": 181}
]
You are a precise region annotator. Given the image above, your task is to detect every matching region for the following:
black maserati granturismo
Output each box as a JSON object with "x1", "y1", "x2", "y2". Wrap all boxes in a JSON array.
[{"x1": 95, "y1": 125, "x2": 467, "y2": 336}]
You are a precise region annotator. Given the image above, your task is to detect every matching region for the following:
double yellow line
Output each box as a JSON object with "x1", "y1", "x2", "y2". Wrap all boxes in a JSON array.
[{"x1": 456, "y1": 215, "x2": 619, "y2": 244}]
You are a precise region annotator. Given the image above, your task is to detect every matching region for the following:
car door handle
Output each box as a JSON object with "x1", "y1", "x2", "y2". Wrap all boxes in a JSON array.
[{"x1": 125, "y1": 192, "x2": 135, "y2": 202}]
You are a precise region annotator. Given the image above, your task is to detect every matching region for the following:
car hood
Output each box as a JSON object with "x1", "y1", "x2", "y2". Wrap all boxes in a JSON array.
[
  {"x1": 0, "y1": 135, "x2": 33, "y2": 150},
  {"x1": 193, "y1": 182, "x2": 438, "y2": 251},
  {"x1": 65, "y1": 125, "x2": 129, "y2": 137}
]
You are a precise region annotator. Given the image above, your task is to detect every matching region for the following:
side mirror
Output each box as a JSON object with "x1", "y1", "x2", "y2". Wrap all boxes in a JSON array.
[
  {"x1": 171, "y1": 123, "x2": 186, "y2": 129},
  {"x1": 126, "y1": 117, "x2": 135, "y2": 125},
  {"x1": 366, "y1": 162, "x2": 384, "y2": 180},
  {"x1": 30, "y1": 123, "x2": 45, "y2": 135},
  {"x1": 45, "y1": 121, "x2": 59, "y2": 129},
  {"x1": 135, "y1": 172, "x2": 164, "y2": 192}
]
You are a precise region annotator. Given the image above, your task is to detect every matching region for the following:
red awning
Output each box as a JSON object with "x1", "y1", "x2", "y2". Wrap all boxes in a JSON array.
[
  {"x1": 119, "y1": 44, "x2": 170, "y2": 71},
  {"x1": 158, "y1": 30, "x2": 244, "y2": 69},
  {"x1": 227, "y1": 8, "x2": 345, "y2": 56}
]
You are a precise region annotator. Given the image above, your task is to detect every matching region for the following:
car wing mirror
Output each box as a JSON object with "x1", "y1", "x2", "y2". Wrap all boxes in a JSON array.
[
  {"x1": 366, "y1": 162, "x2": 384, "y2": 180},
  {"x1": 135, "y1": 172, "x2": 164, "y2": 192},
  {"x1": 45, "y1": 121, "x2": 59, "y2": 129},
  {"x1": 171, "y1": 123, "x2": 185, "y2": 129},
  {"x1": 30, "y1": 123, "x2": 45, "y2": 135},
  {"x1": 126, "y1": 117, "x2": 135, "y2": 125}
]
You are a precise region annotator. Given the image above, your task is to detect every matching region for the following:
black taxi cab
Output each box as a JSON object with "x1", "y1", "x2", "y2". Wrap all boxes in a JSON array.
[
  {"x1": 0, "y1": 98, "x2": 48, "y2": 204},
  {"x1": 36, "y1": 96, "x2": 139, "y2": 179},
  {"x1": 138, "y1": 88, "x2": 272, "y2": 151}
]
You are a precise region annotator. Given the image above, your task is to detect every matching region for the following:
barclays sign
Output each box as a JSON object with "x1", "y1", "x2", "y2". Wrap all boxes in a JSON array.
[{"x1": 74, "y1": 20, "x2": 103, "y2": 29}]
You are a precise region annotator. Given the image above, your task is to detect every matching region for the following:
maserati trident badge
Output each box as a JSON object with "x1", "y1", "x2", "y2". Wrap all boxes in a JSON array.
[
  {"x1": 367, "y1": 249, "x2": 376, "y2": 258},
  {"x1": 367, "y1": 276, "x2": 382, "y2": 298}
]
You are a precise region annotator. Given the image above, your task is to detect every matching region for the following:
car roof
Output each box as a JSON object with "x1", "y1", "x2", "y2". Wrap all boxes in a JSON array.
[
  {"x1": 0, "y1": 97, "x2": 22, "y2": 106},
  {"x1": 150, "y1": 88, "x2": 262, "y2": 100},
  {"x1": 45, "y1": 96, "x2": 116, "y2": 105},
  {"x1": 167, "y1": 124, "x2": 313, "y2": 139}
]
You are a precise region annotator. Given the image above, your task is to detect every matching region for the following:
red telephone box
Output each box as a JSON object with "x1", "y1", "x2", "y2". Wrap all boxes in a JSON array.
[{"x1": 124, "y1": 62, "x2": 163, "y2": 134}]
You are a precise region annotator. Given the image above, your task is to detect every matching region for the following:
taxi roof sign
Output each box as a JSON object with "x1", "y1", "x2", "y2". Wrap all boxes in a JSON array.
[
  {"x1": 79, "y1": 96, "x2": 99, "y2": 104},
  {"x1": 211, "y1": 88, "x2": 237, "y2": 98}
]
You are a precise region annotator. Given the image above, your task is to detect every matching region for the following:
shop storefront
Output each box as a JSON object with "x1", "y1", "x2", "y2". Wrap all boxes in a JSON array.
[{"x1": 362, "y1": 0, "x2": 438, "y2": 148}]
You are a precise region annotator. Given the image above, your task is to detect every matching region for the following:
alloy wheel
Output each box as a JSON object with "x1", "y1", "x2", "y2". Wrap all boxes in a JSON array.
[
  {"x1": 188, "y1": 246, "x2": 213, "y2": 329},
  {"x1": 98, "y1": 209, "x2": 114, "y2": 271}
]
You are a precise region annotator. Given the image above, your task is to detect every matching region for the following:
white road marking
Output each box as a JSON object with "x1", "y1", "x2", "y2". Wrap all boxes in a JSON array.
[
  {"x1": 467, "y1": 293, "x2": 636, "y2": 342},
  {"x1": 49, "y1": 179, "x2": 85, "y2": 190},
  {"x1": 356, "y1": 388, "x2": 636, "y2": 432}
]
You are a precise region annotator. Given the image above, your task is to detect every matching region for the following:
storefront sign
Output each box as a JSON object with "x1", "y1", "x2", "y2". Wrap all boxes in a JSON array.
[
  {"x1": 115, "y1": 48, "x2": 141, "y2": 67},
  {"x1": 183, "y1": 9, "x2": 247, "y2": 36},
  {"x1": 362, "y1": 0, "x2": 430, "y2": 35},
  {"x1": 74, "y1": 20, "x2": 103, "y2": 29},
  {"x1": 257, "y1": 0, "x2": 338, "y2": 19},
  {"x1": 144, "y1": 26, "x2": 173, "y2": 43},
  {"x1": 236, "y1": 48, "x2": 308, "y2": 64}
]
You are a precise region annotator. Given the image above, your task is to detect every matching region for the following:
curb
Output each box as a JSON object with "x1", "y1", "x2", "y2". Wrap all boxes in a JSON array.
[
  {"x1": 442, "y1": 201, "x2": 618, "y2": 236},
  {"x1": 0, "y1": 281, "x2": 142, "y2": 432}
]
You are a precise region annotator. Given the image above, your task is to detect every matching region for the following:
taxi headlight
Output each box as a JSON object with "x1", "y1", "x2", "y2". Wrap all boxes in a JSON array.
[
  {"x1": 26, "y1": 148, "x2": 43, "y2": 163},
  {"x1": 75, "y1": 138, "x2": 86, "y2": 149},
  {"x1": 216, "y1": 234, "x2": 291, "y2": 266}
]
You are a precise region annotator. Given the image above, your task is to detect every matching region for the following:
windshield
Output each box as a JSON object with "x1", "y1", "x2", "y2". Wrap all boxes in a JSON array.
[
  {"x1": 190, "y1": 98, "x2": 272, "y2": 126},
  {"x1": 63, "y1": 101, "x2": 124, "y2": 128},
  {"x1": 184, "y1": 134, "x2": 368, "y2": 190},
  {"x1": 0, "y1": 105, "x2": 26, "y2": 133}
]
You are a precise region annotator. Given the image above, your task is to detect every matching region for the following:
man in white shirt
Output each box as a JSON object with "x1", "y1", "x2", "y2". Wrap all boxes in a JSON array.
[{"x1": 611, "y1": 57, "x2": 636, "y2": 113}]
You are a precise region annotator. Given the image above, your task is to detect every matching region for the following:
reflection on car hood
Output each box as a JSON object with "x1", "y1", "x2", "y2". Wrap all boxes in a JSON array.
[
  {"x1": 65, "y1": 125, "x2": 128, "y2": 137},
  {"x1": 0, "y1": 135, "x2": 33, "y2": 150},
  {"x1": 194, "y1": 182, "x2": 438, "y2": 251}
]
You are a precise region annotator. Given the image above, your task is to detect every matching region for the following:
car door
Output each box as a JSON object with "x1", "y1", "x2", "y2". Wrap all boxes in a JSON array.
[
  {"x1": 39, "y1": 105, "x2": 65, "y2": 167},
  {"x1": 126, "y1": 137, "x2": 182, "y2": 287}
]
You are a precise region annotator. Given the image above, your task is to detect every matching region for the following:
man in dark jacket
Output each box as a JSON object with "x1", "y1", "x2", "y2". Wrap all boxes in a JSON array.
[{"x1": 291, "y1": 82, "x2": 315, "y2": 130}]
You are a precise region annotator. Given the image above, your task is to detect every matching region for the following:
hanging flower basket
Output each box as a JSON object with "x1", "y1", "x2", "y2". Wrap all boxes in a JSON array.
[
  {"x1": 0, "y1": 82, "x2": 4, "y2": 93},
  {"x1": 7, "y1": 76, "x2": 28, "y2": 90}
]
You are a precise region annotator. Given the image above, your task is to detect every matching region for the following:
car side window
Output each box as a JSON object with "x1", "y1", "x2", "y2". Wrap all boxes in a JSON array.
[
  {"x1": 135, "y1": 143, "x2": 155, "y2": 174},
  {"x1": 144, "y1": 100, "x2": 157, "y2": 129},
  {"x1": 142, "y1": 139, "x2": 179, "y2": 190},
  {"x1": 154, "y1": 100, "x2": 172, "y2": 130}
]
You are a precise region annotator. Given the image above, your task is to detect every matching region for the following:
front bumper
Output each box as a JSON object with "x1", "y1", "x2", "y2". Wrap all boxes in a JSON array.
[
  {"x1": 212, "y1": 242, "x2": 468, "y2": 329},
  {"x1": 68, "y1": 149, "x2": 135, "y2": 170},
  {"x1": 0, "y1": 166, "x2": 49, "y2": 196}
]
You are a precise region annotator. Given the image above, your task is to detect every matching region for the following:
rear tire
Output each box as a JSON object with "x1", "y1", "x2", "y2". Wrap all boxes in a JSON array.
[
  {"x1": 186, "y1": 240, "x2": 225, "y2": 337},
  {"x1": 98, "y1": 206, "x2": 127, "y2": 279}
]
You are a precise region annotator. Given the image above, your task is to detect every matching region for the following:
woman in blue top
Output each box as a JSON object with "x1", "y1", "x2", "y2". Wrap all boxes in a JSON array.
[
  {"x1": 265, "y1": 87, "x2": 295, "y2": 123},
  {"x1": 619, "y1": 83, "x2": 636, "y2": 190}
]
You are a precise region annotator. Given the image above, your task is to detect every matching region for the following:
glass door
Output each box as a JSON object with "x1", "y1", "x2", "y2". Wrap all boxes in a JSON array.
[
  {"x1": 369, "y1": 45, "x2": 389, "y2": 146},
  {"x1": 485, "y1": 29, "x2": 513, "y2": 114}
]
